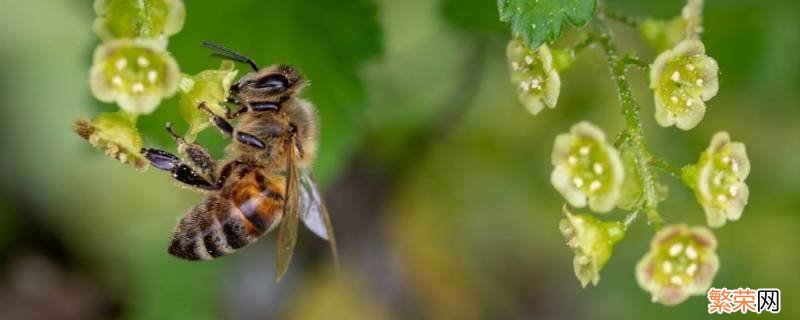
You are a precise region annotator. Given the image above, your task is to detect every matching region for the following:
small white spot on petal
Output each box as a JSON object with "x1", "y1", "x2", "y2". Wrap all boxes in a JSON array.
[
  {"x1": 137, "y1": 56, "x2": 150, "y2": 67},
  {"x1": 112, "y1": 76, "x2": 123, "y2": 86},
  {"x1": 670, "y1": 275, "x2": 684, "y2": 285},
  {"x1": 669, "y1": 243, "x2": 684, "y2": 257},
  {"x1": 671, "y1": 71, "x2": 681, "y2": 82},
  {"x1": 686, "y1": 263, "x2": 698, "y2": 276},
  {"x1": 685, "y1": 63, "x2": 695, "y2": 71},
  {"x1": 115, "y1": 58, "x2": 127, "y2": 70},
  {"x1": 589, "y1": 180, "x2": 601, "y2": 192},
  {"x1": 573, "y1": 177, "x2": 584, "y2": 188},
  {"x1": 729, "y1": 185, "x2": 738, "y2": 197},
  {"x1": 722, "y1": 156, "x2": 731, "y2": 164},
  {"x1": 579, "y1": 146, "x2": 590, "y2": 155},
  {"x1": 530, "y1": 78, "x2": 541, "y2": 90},
  {"x1": 685, "y1": 246, "x2": 698, "y2": 260},
  {"x1": 670, "y1": 96, "x2": 679, "y2": 103},
  {"x1": 696, "y1": 78, "x2": 704, "y2": 86},
  {"x1": 593, "y1": 163, "x2": 603, "y2": 175},
  {"x1": 147, "y1": 70, "x2": 158, "y2": 83},
  {"x1": 731, "y1": 161, "x2": 740, "y2": 173},
  {"x1": 686, "y1": 99, "x2": 694, "y2": 107},
  {"x1": 717, "y1": 194, "x2": 728, "y2": 203},
  {"x1": 132, "y1": 82, "x2": 144, "y2": 93}
]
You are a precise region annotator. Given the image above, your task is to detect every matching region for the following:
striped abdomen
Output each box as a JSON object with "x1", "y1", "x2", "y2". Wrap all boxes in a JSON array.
[{"x1": 168, "y1": 170, "x2": 286, "y2": 260}]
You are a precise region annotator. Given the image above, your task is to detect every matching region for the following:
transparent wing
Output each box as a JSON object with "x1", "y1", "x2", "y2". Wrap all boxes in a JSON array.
[
  {"x1": 275, "y1": 138, "x2": 299, "y2": 281},
  {"x1": 299, "y1": 169, "x2": 339, "y2": 269}
]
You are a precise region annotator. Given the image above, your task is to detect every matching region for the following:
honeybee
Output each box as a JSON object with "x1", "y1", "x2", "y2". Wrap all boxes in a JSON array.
[{"x1": 141, "y1": 41, "x2": 337, "y2": 280}]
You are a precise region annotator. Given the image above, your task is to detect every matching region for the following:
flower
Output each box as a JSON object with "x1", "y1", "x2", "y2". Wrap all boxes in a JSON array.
[
  {"x1": 650, "y1": 39, "x2": 719, "y2": 130},
  {"x1": 93, "y1": 0, "x2": 186, "y2": 42},
  {"x1": 178, "y1": 61, "x2": 239, "y2": 140},
  {"x1": 551, "y1": 122, "x2": 624, "y2": 212},
  {"x1": 559, "y1": 207, "x2": 625, "y2": 287},
  {"x1": 683, "y1": 132, "x2": 750, "y2": 228},
  {"x1": 74, "y1": 111, "x2": 148, "y2": 171},
  {"x1": 89, "y1": 39, "x2": 180, "y2": 115},
  {"x1": 636, "y1": 224, "x2": 719, "y2": 305},
  {"x1": 506, "y1": 38, "x2": 560, "y2": 115}
]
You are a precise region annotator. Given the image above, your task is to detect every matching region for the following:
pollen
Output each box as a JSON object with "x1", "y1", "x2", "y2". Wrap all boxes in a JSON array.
[
  {"x1": 132, "y1": 82, "x2": 145, "y2": 93},
  {"x1": 685, "y1": 245, "x2": 698, "y2": 260},
  {"x1": 670, "y1": 96, "x2": 679, "y2": 103},
  {"x1": 568, "y1": 156, "x2": 578, "y2": 165},
  {"x1": 685, "y1": 63, "x2": 695, "y2": 71},
  {"x1": 686, "y1": 98, "x2": 694, "y2": 107},
  {"x1": 729, "y1": 185, "x2": 738, "y2": 197},
  {"x1": 669, "y1": 243, "x2": 683, "y2": 257},
  {"x1": 573, "y1": 177, "x2": 584, "y2": 188},
  {"x1": 685, "y1": 263, "x2": 698, "y2": 276},
  {"x1": 147, "y1": 70, "x2": 158, "y2": 83},
  {"x1": 716, "y1": 194, "x2": 728, "y2": 203},
  {"x1": 115, "y1": 58, "x2": 128, "y2": 70},
  {"x1": 593, "y1": 162, "x2": 603, "y2": 175},
  {"x1": 670, "y1": 275, "x2": 684, "y2": 285},
  {"x1": 731, "y1": 161, "x2": 740, "y2": 173},
  {"x1": 112, "y1": 75, "x2": 123, "y2": 86},
  {"x1": 662, "y1": 261, "x2": 673, "y2": 274},
  {"x1": 579, "y1": 146, "x2": 590, "y2": 155},
  {"x1": 589, "y1": 180, "x2": 601, "y2": 192},
  {"x1": 671, "y1": 71, "x2": 681, "y2": 82},
  {"x1": 524, "y1": 55, "x2": 534, "y2": 65},
  {"x1": 696, "y1": 78, "x2": 704, "y2": 86},
  {"x1": 137, "y1": 56, "x2": 150, "y2": 67}
]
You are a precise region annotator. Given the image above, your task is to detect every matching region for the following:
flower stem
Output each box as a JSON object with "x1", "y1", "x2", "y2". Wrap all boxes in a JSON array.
[
  {"x1": 603, "y1": 8, "x2": 641, "y2": 28},
  {"x1": 594, "y1": 18, "x2": 663, "y2": 228},
  {"x1": 648, "y1": 156, "x2": 682, "y2": 178}
]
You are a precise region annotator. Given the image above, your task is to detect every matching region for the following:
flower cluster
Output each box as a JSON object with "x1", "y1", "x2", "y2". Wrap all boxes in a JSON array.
[
  {"x1": 551, "y1": 122, "x2": 624, "y2": 212},
  {"x1": 560, "y1": 208, "x2": 625, "y2": 287},
  {"x1": 636, "y1": 225, "x2": 719, "y2": 305},
  {"x1": 683, "y1": 132, "x2": 750, "y2": 228},
  {"x1": 78, "y1": 0, "x2": 185, "y2": 169},
  {"x1": 650, "y1": 39, "x2": 719, "y2": 130},
  {"x1": 506, "y1": 39, "x2": 560, "y2": 115}
]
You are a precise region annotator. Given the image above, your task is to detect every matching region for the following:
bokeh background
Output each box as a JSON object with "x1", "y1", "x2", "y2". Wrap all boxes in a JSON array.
[{"x1": 0, "y1": 0, "x2": 798, "y2": 319}]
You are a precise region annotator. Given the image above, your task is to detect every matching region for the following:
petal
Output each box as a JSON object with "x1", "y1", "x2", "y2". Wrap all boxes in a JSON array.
[
  {"x1": 674, "y1": 99, "x2": 706, "y2": 130},
  {"x1": 552, "y1": 165, "x2": 588, "y2": 208},
  {"x1": 589, "y1": 187, "x2": 620, "y2": 213},
  {"x1": 729, "y1": 142, "x2": 750, "y2": 179},
  {"x1": 654, "y1": 96, "x2": 677, "y2": 127},
  {"x1": 543, "y1": 68, "x2": 561, "y2": 108},
  {"x1": 707, "y1": 131, "x2": 731, "y2": 153},
  {"x1": 672, "y1": 39, "x2": 706, "y2": 57},
  {"x1": 698, "y1": 56, "x2": 719, "y2": 101},
  {"x1": 724, "y1": 182, "x2": 749, "y2": 221},
  {"x1": 519, "y1": 92, "x2": 546, "y2": 115},
  {"x1": 571, "y1": 121, "x2": 607, "y2": 142},
  {"x1": 689, "y1": 254, "x2": 719, "y2": 294},
  {"x1": 551, "y1": 133, "x2": 572, "y2": 165},
  {"x1": 650, "y1": 48, "x2": 675, "y2": 89}
]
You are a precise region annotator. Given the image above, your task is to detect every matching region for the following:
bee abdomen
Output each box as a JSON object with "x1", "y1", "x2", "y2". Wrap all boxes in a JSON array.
[{"x1": 168, "y1": 196, "x2": 263, "y2": 260}]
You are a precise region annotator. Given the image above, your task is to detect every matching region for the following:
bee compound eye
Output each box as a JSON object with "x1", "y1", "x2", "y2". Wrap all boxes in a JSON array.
[{"x1": 253, "y1": 74, "x2": 288, "y2": 93}]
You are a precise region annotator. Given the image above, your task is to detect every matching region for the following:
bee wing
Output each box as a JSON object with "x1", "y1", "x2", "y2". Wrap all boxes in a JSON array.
[
  {"x1": 275, "y1": 138, "x2": 300, "y2": 281},
  {"x1": 298, "y1": 169, "x2": 339, "y2": 269}
]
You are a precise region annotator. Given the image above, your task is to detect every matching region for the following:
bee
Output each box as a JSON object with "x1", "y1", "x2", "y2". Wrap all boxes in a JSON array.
[{"x1": 141, "y1": 41, "x2": 337, "y2": 280}]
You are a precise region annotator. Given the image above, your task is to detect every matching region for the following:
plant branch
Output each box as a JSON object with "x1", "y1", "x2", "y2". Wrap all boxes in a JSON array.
[
  {"x1": 603, "y1": 8, "x2": 641, "y2": 28},
  {"x1": 594, "y1": 18, "x2": 663, "y2": 227},
  {"x1": 648, "y1": 156, "x2": 682, "y2": 178}
]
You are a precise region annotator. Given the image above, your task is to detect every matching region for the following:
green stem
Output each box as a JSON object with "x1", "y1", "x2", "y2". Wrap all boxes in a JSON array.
[
  {"x1": 594, "y1": 19, "x2": 663, "y2": 228},
  {"x1": 569, "y1": 34, "x2": 597, "y2": 56},
  {"x1": 603, "y1": 8, "x2": 641, "y2": 28},
  {"x1": 649, "y1": 156, "x2": 682, "y2": 178}
]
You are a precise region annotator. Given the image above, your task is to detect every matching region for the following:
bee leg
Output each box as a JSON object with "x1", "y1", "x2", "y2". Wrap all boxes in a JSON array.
[
  {"x1": 165, "y1": 123, "x2": 218, "y2": 181},
  {"x1": 198, "y1": 102, "x2": 266, "y2": 149},
  {"x1": 141, "y1": 148, "x2": 220, "y2": 190},
  {"x1": 224, "y1": 102, "x2": 247, "y2": 119}
]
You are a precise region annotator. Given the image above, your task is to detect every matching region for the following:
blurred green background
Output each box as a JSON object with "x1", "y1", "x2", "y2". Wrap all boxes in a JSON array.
[{"x1": 0, "y1": 0, "x2": 798, "y2": 319}]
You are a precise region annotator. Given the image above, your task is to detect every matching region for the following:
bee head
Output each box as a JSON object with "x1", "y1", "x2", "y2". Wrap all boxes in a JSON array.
[{"x1": 229, "y1": 65, "x2": 306, "y2": 102}]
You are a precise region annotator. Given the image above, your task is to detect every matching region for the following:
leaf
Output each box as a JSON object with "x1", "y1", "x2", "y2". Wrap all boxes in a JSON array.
[{"x1": 498, "y1": 0, "x2": 597, "y2": 49}]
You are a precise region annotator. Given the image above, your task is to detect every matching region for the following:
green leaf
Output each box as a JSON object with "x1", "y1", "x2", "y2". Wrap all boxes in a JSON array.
[{"x1": 498, "y1": 0, "x2": 597, "y2": 49}]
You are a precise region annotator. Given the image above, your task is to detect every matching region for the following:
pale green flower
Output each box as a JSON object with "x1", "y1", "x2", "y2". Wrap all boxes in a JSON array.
[
  {"x1": 506, "y1": 38, "x2": 560, "y2": 115},
  {"x1": 650, "y1": 39, "x2": 719, "y2": 130},
  {"x1": 178, "y1": 61, "x2": 239, "y2": 140},
  {"x1": 559, "y1": 208, "x2": 625, "y2": 287},
  {"x1": 551, "y1": 122, "x2": 624, "y2": 212},
  {"x1": 74, "y1": 111, "x2": 147, "y2": 171},
  {"x1": 636, "y1": 224, "x2": 719, "y2": 305},
  {"x1": 93, "y1": 0, "x2": 186, "y2": 42},
  {"x1": 683, "y1": 132, "x2": 750, "y2": 228},
  {"x1": 89, "y1": 39, "x2": 180, "y2": 115}
]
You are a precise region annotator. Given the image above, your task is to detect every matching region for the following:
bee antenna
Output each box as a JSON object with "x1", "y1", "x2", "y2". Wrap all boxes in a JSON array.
[{"x1": 202, "y1": 40, "x2": 260, "y2": 71}]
